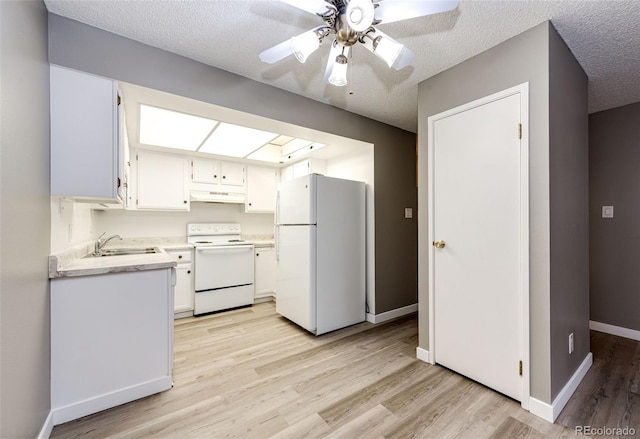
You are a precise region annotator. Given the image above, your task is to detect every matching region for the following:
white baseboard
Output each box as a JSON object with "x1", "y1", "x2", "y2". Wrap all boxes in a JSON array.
[
  {"x1": 254, "y1": 295, "x2": 275, "y2": 304},
  {"x1": 590, "y1": 320, "x2": 640, "y2": 342},
  {"x1": 37, "y1": 410, "x2": 54, "y2": 439},
  {"x1": 366, "y1": 303, "x2": 417, "y2": 324},
  {"x1": 52, "y1": 376, "x2": 172, "y2": 426},
  {"x1": 416, "y1": 346, "x2": 433, "y2": 364},
  {"x1": 529, "y1": 352, "x2": 593, "y2": 422}
]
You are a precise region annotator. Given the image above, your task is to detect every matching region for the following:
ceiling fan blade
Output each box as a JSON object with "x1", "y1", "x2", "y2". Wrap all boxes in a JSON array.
[
  {"x1": 279, "y1": 0, "x2": 336, "y2": 15},
  {"x1": 392, "y1": 46, "x2": 415, "y2": 70},
  {"x1": 259, "y1": 39, "x2": 295, "y2": 64},
  {"x1": 375, "y1": 0, "x2": 459, "y2": 24}
]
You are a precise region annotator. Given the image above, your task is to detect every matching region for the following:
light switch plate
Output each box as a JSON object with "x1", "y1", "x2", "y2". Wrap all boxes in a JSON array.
[
  {"x1": 602, "y1": 206, "x2": 614, "y2": 218},
  {"x1": 404, "y1": 208, "x2": 413, "y2": 219}
]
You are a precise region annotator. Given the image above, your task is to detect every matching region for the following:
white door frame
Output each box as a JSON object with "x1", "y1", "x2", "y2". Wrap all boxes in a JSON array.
[{"x1": 427, "y1": 83, "x2": 530, "y2": 409}]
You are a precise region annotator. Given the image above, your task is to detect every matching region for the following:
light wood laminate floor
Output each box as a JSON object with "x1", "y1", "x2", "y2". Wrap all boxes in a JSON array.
[{"x1": 50, "y1": 303, "x2": 633, "y2": 438}]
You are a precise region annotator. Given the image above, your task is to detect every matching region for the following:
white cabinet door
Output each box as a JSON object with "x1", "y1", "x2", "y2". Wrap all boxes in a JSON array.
[
  {"x1": 191, "y1": 158, "x2": 245, "y2": 192},
  {"x1": 220, "y1": 161, "x2": 245, "y2": 187},
  {"x1": 255, "y1": 246, "x2": 277, "y2": 298},
  {"x1": 246, "y1": 165, "x2": 278, "y2": 213},
  {"x1": 135, "y1": 150, "x2": 189, "y2": 210},
  {"x1": 174, "y1": 264, "x2": 194, "y2": 314},
  {"x1": 191, "y1": 158, "x2": 219, "y2": 184},
  {"x1": 166, "y1": 250, "x2": 194, "y2": 315},
  {"x1": 50, "y1": 65, "x2": 122, "y2": 201}
]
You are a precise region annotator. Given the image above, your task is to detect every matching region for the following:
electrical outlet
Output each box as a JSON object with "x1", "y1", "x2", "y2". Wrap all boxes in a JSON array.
[{"x1": 569, "y1": 333, "x2": 574, "y2": 354}]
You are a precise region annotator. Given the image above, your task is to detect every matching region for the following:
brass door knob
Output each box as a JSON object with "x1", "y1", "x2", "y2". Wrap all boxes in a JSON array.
[{"x1": 433, "y1": 240, "x2": 446, "y2": 249}]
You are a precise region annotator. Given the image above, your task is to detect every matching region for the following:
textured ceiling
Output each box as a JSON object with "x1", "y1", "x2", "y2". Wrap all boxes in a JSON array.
[{"x1": 44, "y1": 0, "x2": 640, "y2": 133}]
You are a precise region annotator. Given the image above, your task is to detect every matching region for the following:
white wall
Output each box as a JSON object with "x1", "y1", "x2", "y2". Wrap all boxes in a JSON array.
[
  {"x1": 326, "y1": 146, "x2": 375, "y2": 313},
  {"x1": 50, "y1": 197, "x2": 95, "y2": 253},
  {"x1": 0, "y1": 2, "x2": 52, "y2": 437}
]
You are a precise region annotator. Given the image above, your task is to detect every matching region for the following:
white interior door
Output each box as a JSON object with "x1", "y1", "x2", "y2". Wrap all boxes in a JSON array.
[{"x1": 430, "y1": 87, "x2": 527, "y2": 402}]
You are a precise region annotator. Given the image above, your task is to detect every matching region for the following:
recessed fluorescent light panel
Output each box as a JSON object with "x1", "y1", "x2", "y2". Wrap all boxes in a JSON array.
[
  {"x1": 282, "y1": 138, "x2": 314, "y2": 156},
  {"x1": 283, "y1": 142, "x2": 326, "y2": 162},
  {"x1": 246, "y1": 143, "x2": 283, "y2": 163},
  {"x1": 199, "y1": 123, "x2": 278, "y2": 157},
  {"x1": 139, "y1": 105, "x2": 218, "y2": 151}
]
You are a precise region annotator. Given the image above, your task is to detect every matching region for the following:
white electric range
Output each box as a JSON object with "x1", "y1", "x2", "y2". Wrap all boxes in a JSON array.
[{"x1": 187, "y1": 223, "x2": 255, "y2": 315}]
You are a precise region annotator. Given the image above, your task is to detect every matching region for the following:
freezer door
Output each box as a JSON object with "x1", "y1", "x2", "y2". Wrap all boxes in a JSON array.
[
  {"x1": 276, "y1": 225, "x2": 316, "y2": 332},
  {"x1": 277, "y1": 174, "x2": 316, "y2": 225}
]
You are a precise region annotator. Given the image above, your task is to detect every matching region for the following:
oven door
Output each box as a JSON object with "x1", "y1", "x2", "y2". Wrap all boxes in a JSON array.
[{"x1": 194, "y1": 245, "x2": 254, "y2": 291}]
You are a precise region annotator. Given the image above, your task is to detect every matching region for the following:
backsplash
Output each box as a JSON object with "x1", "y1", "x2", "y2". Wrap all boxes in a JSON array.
[{"x1": 50, "y1": 199, "x2": 275, "y2": 254}]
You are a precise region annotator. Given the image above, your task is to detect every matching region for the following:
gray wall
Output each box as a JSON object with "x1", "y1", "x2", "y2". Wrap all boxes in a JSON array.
[
  {"x1": 47, "y1": 14, "x2": 418, "y2": 315},
  {"x1": 418, "y1": 21, "x2": 552, "y2": 403},
  {"x1": 548, "y1": 27, "x2": 590, "y2": 399},
  {"x1": 589, "y1": 102, "x2": 640, "y2": 332},
  {"x1": 0, "y1": 1, "x2": 52, "y2": 437},
  {"x1": 417, "y1": 21, "x2": 589, "y2": 404}
]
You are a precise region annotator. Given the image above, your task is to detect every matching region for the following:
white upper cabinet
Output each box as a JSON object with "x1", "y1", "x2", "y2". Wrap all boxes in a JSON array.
[
  {"x1": 219, "y1": 161, "x2": 245, "y2": 187},
  {"x1": 50, "y1": 66, "x2": 123, "y2": 202},
  {"x1": 191, "y1": 158, "x2": 245, "y2": 191},
  {"x1": 280, "y1": 159, "x2": 327, "y2": 183},
  {"x1": 246, "y1": 165, "x2": 278, "y2": 213},
  {"x1": 133, "y1": 150, "x2": 190, "y2": 211}
]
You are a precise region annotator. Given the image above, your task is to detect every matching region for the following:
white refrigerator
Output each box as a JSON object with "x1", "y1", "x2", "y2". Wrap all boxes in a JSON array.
[{"x1": 276, "y1": 174, "x2": 366, "y2": 335}]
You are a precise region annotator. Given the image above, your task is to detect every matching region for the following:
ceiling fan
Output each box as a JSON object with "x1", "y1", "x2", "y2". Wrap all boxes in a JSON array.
[{"x1": 259, "y1": 0, "x2": 459, "y2": 86}]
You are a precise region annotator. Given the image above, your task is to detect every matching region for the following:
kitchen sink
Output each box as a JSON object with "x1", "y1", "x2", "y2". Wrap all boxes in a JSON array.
[{"x1": 85, "y1": 247, "x2": 160, "y2": 257}]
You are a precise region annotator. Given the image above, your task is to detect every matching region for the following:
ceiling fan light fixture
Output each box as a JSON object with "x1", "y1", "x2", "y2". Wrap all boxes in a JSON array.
[
  {"x1": 346, "y1": 0, "x2": 375, "y2": 32},
  {"x1": 373, "y1": 36, "x2": 403, "y2": 67},
  {"x1": 328, "y1": 54, "x2": 349, "y2": 86},
  {"x1": 290, "y1": 30, "x2": 320, "y2": 63}
]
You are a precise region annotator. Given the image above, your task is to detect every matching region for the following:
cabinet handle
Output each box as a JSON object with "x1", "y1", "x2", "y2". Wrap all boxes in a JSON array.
[
  {"x1": 223, "y1": 175, "x2": 226, "y2": 179},
  {"x1": 187, "y1": 270, "x2": 191, "y2": 274},
  {"x1": 256, "y1": 253, "x2": 260, "y2": 257},
  {"x1": 214, "y1": 174, "x2": 217, "y2": 178},
  {"x1": 178, "y1": 255, "x2": 183, "y2": 259},
  {"x1": 249, "y1": 202, "x2": 252, "y2": 206},
  {"x1": 183, "y1": 200, "x2": 187, "y2": 204}
]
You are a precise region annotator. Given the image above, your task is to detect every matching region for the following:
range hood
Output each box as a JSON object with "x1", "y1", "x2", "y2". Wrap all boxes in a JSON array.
[{"x1": 190, "y1": 190, "x2": 245, "y2": 204}]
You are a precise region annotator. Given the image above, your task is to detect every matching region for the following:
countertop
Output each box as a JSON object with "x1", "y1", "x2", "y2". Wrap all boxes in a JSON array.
[
  {"x1": 49, "y1": 235, "x2": 275, "y2": 278},
  {"x1": 49, "y1": 237, "x2": 190, "y2": 279},
  {"x1": 244, "y1": 234, "x2": 274, "y2": 248}
]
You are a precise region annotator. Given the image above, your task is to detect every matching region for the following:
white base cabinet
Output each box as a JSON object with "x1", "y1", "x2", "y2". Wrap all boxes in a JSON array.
[
  {"x1": 51, "y1": 269, "x2": 174, "y2": 425},
  {"x1": 167, "y1": 249, "x2": 194, "y2": 317},
  {"x1": 255, "y1": 245, "x2": 277, "y2": 299}
]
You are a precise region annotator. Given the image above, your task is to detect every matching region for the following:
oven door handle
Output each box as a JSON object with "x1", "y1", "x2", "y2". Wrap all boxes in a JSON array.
[{"x1": 196, "y1": 245, "x2": 254, "y2": 252}]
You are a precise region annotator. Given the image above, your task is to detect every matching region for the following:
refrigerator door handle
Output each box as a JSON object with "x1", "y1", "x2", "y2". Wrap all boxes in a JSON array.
[{"x1": 275, "y1": 225, "x2": 279, "y2": 262}]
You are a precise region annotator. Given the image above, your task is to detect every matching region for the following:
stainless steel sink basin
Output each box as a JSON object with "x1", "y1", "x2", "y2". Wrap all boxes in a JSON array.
[{"x1": 85, "y1": 247, "x2": 160, "y2": 257}]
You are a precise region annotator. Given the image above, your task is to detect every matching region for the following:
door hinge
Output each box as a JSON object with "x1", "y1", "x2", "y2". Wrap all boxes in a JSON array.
[
  {"x1": 117, "y1": 95, "x2": 121, "y2": 106},
  {"x1": 519, "y1": 360, "x2": 523, "y2": 376},
  {"x1": 518, "y1": 123, "x2": 522, "y2": 139}
]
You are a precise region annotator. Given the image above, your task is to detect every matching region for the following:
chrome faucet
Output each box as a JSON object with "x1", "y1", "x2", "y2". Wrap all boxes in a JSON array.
[{"x1": 95, "y1": 232, "x2": 122, "y2": 256}]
